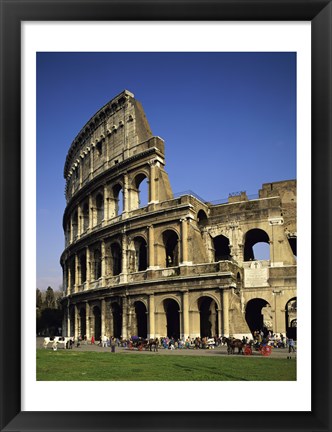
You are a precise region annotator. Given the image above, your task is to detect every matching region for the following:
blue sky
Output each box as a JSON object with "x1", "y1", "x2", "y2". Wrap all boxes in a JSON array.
[{"x1": 37, "y1": 52, "x2": 296, "y2": 291}]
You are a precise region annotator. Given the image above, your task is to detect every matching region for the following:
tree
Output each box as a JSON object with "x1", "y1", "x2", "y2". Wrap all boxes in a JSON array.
[
  {"x1": 45, "y1": 286, "x2": 56, "y2": 309},
  {"x1": 36, "y1": 288, "x2": 43, "y2": 309}
]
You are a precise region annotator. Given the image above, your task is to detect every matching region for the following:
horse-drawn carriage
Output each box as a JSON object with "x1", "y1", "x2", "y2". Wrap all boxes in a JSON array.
[{"x1": 222, "y1": 337, "x2": 273, "y2": 357}]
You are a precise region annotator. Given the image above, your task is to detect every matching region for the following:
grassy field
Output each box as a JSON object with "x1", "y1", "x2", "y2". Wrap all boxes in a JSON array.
[{"x1": 36, "y1": 349, "x2": 296, "y2": 381}]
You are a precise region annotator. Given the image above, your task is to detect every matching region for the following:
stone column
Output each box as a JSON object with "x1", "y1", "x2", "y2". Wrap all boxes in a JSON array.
[
  {"x1": 86, "y1": 246, "x2": 91, "y2": 289},
  {"x1": 182, "y1": 291, "x2": 189, "y2": 339},
  {"x1": 217, "y1": 308, "x2": 222, "y2": 337},
  {"x1": 77, "y1": 204, "x2": 82, "y2": 238},
  {"x1": 90, "y1": 147, "x2": 94, "y2": 176},
  {"x1": 180, "y1": 218, "x2": 189, "y2": 264},
  {"x1": 148, "y1": 294, "x2": 155, "y2": 339},
  {"x1": 85, "y1": 301, "x2": 90, "y2": 339},
  {"x1": 70, "y1": 214, "x2": 74, "y2": 244},
  {"x1": 67, "y1": 263, "x2": 72, "y2": 295},
  {"x1": 74, "y1": 254, "x2": 79, "y2": 293},
  {"x1": 122, "y1": 297, "x2": 128, "y2": 339},
  {"x1": 222, "y1": 289, "x2": 230, "y2": 336},
  {"x1": 123, "y1": 173, "x2": 129, "y2": 214},
  {"x1": 148, "y1": 225, "x2": 155, "y2": 268},
  {"x1": 74, "y1": 304, "x2": 79, "y2": 339},
  {"x1": 104, "y1": 184, "x2": 109, "y2": 222},
  {"x1": 101, "y1": 298, "x2": 106, "y2": 337},
  {"x1": 149, "y1": 160, "x2": 157, "y2": 204},
  {"x1": 101, "y1": 240, "x2": 106, "y2": 285},
  {"x1": 121, "y1": 232, "x2": 128, "y2": 282},
  {"x1": 67, "y1": 305, "x2": 71, "y2": 337},
  {"x1": 89, "y1": 194, "x2": 94, "y2": 230}
]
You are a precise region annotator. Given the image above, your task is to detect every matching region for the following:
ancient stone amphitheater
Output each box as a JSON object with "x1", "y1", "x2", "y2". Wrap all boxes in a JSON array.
[{"x1": 60, "y1": 90, "x2": 297, "y2": 341}]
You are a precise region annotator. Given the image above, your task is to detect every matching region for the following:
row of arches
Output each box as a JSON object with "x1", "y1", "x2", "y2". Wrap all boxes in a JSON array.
[
  {"x1": 65, "y1": 174, "x2": 149, "y2": 243},
  {"x1": 69, "y1": 296, "x2": 297, "y2": 341}
]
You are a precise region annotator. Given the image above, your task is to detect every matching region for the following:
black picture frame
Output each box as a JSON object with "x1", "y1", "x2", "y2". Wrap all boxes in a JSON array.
[{"x1": 0, "y1": 1, "x2": 331, "y2": 431}]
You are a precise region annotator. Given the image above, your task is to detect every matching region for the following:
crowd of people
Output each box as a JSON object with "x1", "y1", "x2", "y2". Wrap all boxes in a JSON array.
[{"x1": 74, "y1": 331, "x2": 296, "y2": 353}]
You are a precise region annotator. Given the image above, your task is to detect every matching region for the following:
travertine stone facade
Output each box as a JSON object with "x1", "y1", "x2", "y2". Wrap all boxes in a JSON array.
[{"x1": 61, "y1": 90, "x2": 297, "y2": 340}]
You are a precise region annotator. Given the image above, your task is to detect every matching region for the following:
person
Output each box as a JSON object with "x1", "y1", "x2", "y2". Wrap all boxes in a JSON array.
[
  {"x1": 111, "y1": 337, "x2": 116, "y2": 353},
  {"x1": 91, "y1": 335, "x2": 95, "y2": 345},
  {"x1": 288, "y1": 338, "x2": 295, "y2": 353},
  {"x1": 102, "y1": 334, "x2": 108, "y2": 348},
  {"x1": 154, "y1": 338, "x2": 159, "y2": 352}
]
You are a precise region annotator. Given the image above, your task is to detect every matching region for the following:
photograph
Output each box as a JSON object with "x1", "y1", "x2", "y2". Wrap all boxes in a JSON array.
[
  {"x1": 1, "y1": 3, "x2": 331, "y2": 430},
  {"x1": 36, "y1": 52, "x2": 297, "y2": 382}
]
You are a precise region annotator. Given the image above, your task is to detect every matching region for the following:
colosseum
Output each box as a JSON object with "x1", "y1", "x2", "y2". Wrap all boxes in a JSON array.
[{"x1": 60, "y1": 90, "x2": 297, "y2": 342}]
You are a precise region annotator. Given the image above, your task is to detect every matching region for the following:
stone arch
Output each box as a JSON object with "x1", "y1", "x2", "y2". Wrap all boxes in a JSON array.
[
  {"x1": 95, "y1": 192, "x2": 104, "y2": 225},
  {"x1": 72, "y1": 210, "x2": 78, "y2": 239},
  {"x1": 69, "y1": 305, "x2": 75, "y2": 337},
  {"x1": 197, "y1": 296, "x2": 219, "y2": 338},
  {"x1": 131, "y1": 171, "x2": 149, "y2": 210},
  {"x1": 162, "y1": 229, "x2": 180, "y2": 267},
  {"x1": 133, "y1": 300, "x2": 147, "y2": 338},
  {"x1": 128, "y1": 236, "x2": 147, "y2": 272},
  {"x1": 79, "y1": 307, "x2": 86, "y2": 338},
  {"x1": 163, "y1": 298, "x2": 180, "y2": 339},
  {"x1": 189, "y1": 292, "x2": 221, "y2": 312},
  {"x1": 112, "y1": 183, "x2": 124, "y2": 216},
  {"x1": 110, "y1": 242, "x2": 122, "y2": 276},
  {"x1": 213, "y1": 234, "x2": 231, "y2": 261},
  {"x1": 245, "y1": 297, "x2": 272, "y2": 335},
  {"x1": 79, "y1": 252, "x2": 87, "y2": 284},
  {"x1": 110, "y1": 302, "x2": 122, "y2": 338},
  {"x1": 82, "y1": 201, "x2": 89, "y2": 232},
  {"x1": 285, "y1": 297, "x2": 297, "y2": 340},
  {"x1": 92, "y1": 246, "x2": 102, "y2": 280},
  {"x1": 243, "y1": 228, "x2": 270, "y2": 261},
  {"x1": 197, "y1": 209, "x2": 208, "y2": 225},
  {"x1": 93, "y1": 306, "x2": 101, "y2": 340}
]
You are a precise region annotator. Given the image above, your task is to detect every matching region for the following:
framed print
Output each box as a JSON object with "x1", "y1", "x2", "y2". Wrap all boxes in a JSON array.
[{"x1": 0, "y1": 1, "x2": 331, "y2": 431}]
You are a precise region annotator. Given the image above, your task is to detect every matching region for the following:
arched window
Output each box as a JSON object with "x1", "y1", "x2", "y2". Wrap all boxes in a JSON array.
[
  {"x1": 93, "y1": 248, "x2": 101, "y2": 280},
  {"x1": 96, "y1": 193, "x2": 104, "y2": 225},
  {"x1": 112, "y1": 184, "x2": 123, "y2": 216},
  {"x1": 82, "y1": 202, "x2": 89, "y2": 232},
  {"x1": 213, "y1": 235, "x2": 231, "y2": 261},
  {"x1": 197, "y1": 210, "x2": 208, "y2": 225},
  {"x1": 163, "y1": 230, "x2": 179, "y2": 267},
  {"x1": 134, "y1": 237, "x2": 147, "y2": 271},
  {"x1": 80, "y1": 253, "x2": 87, "y2": 283},
  {"x1": 72, "y1": 211, "x2": 78, "y2": 239},
  {"x1": 110, "y1": 243, "x2": 122, "y2": 276},
  {"x1": 244, "y1": 229, "x2": 270, "y2": 261},
  {"x1": 132, "y1": 174, "x2": 149, "y2": 210}
]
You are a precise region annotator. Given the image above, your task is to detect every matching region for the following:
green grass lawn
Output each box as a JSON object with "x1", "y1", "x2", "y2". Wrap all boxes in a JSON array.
[{"x1": 36, "y1": 349, "x2": 296, "y2": 381}]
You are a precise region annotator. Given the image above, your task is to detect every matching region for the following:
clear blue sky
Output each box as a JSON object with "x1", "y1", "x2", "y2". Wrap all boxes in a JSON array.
[{"x1": 37, "y1": 52, "x2": 296, "y2": 291}]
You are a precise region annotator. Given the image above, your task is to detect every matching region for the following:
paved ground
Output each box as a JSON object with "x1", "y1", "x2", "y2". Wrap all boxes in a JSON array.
[{"x1": 37, "y1": 338, "x2": 296, "y2": 359}]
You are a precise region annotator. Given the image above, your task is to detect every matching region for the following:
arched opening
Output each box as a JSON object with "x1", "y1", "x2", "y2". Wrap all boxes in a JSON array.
[
  {"x1": 285, "y1": 297, "x2": 297, "y2": 340},
  {"x1": 134, "y1": 301, "x2": 147, "y2": 338},
  {"x1": 110, "y1": 243, "x2": 122, "y2": 276},
  {"x1": 163, "y1": 230, "x2": 179, "y2": 267},
  {"x1": 79, "y1": 308, "x2": 86, "y2": 338},
  {"x1": 82, "y1": 202, "x2": 89, "y2": 232},
  {"x1": 197, "y1": 210, "x2": 208, "y2": 225},
  {"x1": 135, "y1": 237, "x2": 147, "y2": 271},
  {"x1": 93, "y1": 306, "x2": 101, "y2": 340},
  {"x1": 198, "y1": 296, "x2": 218, "y2": 338},
  {"x1": 164, "y1": 299, "x2": 180, "y2": 339},
  {"x1": 112, "y1": 184, "x2": 123, "y2": 216},
  {"x1": 213, "y1": 235, "x2": 231, "y2": 261},
  {"x1": 244, "y1": 229, "x2": 270, "y2": 261},
  {"x1": 69, "y1": 258, "x2": 75, "y2": 289},
  {"x1": 111, "y1": 303, "x2": 122, "y2": 338},
  {"x1": 245, "y1": 298, "x2": 271, "y2": 336},
  {"x1": 96, "y1": 193, "x2": 104, "y2": 225},
  {"x1": 93, "y1": 248, "x2": 101, "y2": 280},
  {"x1": 72, "y1": 211, "x2": 78, "y2": 239},
  {"x1": 134, "y1": 174, "x2": 149, "y2": 209},
  {"x1": 80, "y1": 253, "x2": 86, "y2": 283},
  {"x1": 69, "y1": 306, "x2": 75, "y2": 337}
]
